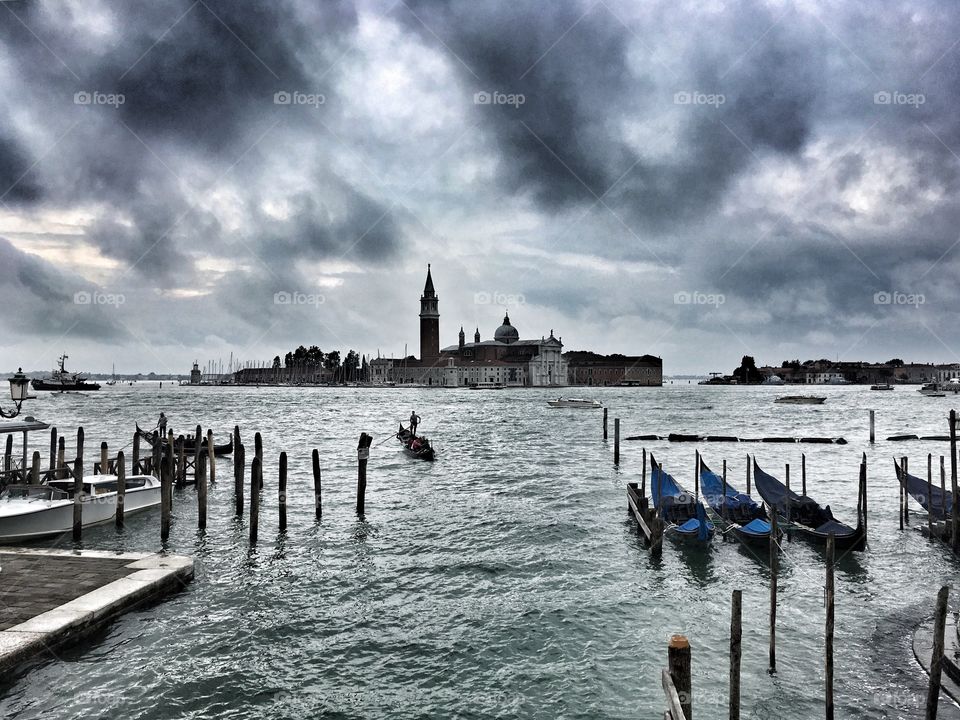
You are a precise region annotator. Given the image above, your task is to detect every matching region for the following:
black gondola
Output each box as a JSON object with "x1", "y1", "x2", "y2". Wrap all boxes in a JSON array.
[
  {"x1": 752, "y1": 459, "x2": 866, "y2": 551},
  {"x1": 895, "y1": 460, "x2": 952, "y2": 519},
  {"x1": 135, "y1": 424, "x2": 234, "y2": 456},
  {"x1": 397, "y1": 424, "x2": 435, "y2": 461}
]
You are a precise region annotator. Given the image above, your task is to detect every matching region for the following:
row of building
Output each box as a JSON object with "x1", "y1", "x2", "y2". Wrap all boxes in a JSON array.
[{"x1": 760, "y1": 361, "x2": 960, "y2": 385}]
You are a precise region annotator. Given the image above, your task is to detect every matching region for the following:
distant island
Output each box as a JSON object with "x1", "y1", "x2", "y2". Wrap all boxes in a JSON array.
[{"x1": 701, "y1": 356, "x2": 959, "y2": 385}]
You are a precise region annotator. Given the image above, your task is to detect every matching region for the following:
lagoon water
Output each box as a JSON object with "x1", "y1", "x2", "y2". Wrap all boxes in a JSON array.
[{"x1": 0, "y1": 383, "x2": 958, "y2": 718}]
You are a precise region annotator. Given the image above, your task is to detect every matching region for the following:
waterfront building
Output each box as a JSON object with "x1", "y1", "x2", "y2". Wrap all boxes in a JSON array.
[{"x1": 564, "y1": 351, "x2": 662, "y2": 386}]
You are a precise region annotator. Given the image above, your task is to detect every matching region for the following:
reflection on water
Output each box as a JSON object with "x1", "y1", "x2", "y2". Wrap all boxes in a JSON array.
[{"x1": 0, "y1": 383, "x2": 958, "y2": 718}]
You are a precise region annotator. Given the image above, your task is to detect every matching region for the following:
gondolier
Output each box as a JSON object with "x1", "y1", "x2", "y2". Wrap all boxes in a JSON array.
[
  {"x1": 157, "y1": 412, "x2": 168, "y2": 434},
  {"x1": 409, "y1": 411, "x2": 420, "y2": 435}
]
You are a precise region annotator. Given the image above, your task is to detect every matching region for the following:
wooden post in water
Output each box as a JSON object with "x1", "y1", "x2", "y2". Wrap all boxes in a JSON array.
[
  {"x1": 30, "y1": 451, "x2": 40, "y2": 484},
  {"x1": 861, "y1": 453, "x2": 869, "y2": 540},
  {"x1": 115, "y1": 451, "x2": 126, "y2": 529},
  {"x1": 869, "y1": 409, "x2": 875, "y2": 444},
  {"x1": 233, "y1": 425, "x2": 240, "y2": 483},
  {"x1": 76, "y1": 426, "x2": 84, "y2": 479},
  {"x1": 57, "y1": 435, "x2": 65, "y2": 478},
  {"x1": 730, "y1": 589, "x2": 742, "y2": 720},
  {"x1": 613, "y1": 418, "x2": 620, "y2": 465},
  {"x1": 900, "y1": 456, "x2": 906, "y2": 530},
  {"x1": 941, "y1": 456, "x2": 947, "y2": 530},
  {"x1": 929, "y1": 454, "x2": 934, "y2": 537},
  {"x1": 72, "y1": 457, "x2": 83, "y2": 541},
  {"x1": 206, "y1": 429, "x2": 215, "y2": 485},
  {"x1": 785, "y1": 463, "x2": 791, "y2": 542},
  {"x1": 746, "y1": 455, "x2": 751, "y2": 495},
  {"x1": 235, "y1": 443, "x2": 245, "y2": 516},
  {"x1": 152, "y1": 431, "x2": 160, "y2": 479},
  {"x1": 198, "y1": 451, "x2": 208, "y2": 531},
  {"x1": 255, "y1": 432, "x2": 263, "y2": 489},
  {"x1": 769, "y1": 510, "x2": 778, "y2": 674},
  {"x1": 801, "y1": 453, "x2": 806, "y2": 496},
  {"x1": 641, "y1": 447, "x2": 647, "y2": 497},
  {"x1": 905, "y1": 456, "x2": 911, "y2": 526},
  {"x1": 100, "y1": 441, "x2": 108, "y2": 476},
  {"x1": 925, "y1": 585, "x2": 950, "y2": 718},
  {"x1": 176, "y1": 436, "x2": 186, "y2": 488},
  {"x1": 194, "y1": 424, "x2": 202, "y2": 483},
  {"x1": 250, "y1": 457, "x2": 261, "y2": 543},
  {"x1": 132, "y1": 431, "x2": 140, "y2": 474},
  {"x1": 312, "y1": 448, "x2": 322, "y2": 520},
  {"x1": 825, "y1": 534, "x2": 835, "y2": 720},
  {"x1": 694, "y1": 451, "x2": 700, "y2": 503},
  {"x1": 603, "y1": 407, "x2": 608, "y2": 440},
  {"x1": 357, "y1": 432, "x2": 373, "y2": 514},
  {"x1": 951, "y1": 409, "x2": 958, "y2": 550},
  {"x1": 48, "y1": 427, "x2": 57, "y2": 475},
  {"x1": 667, "y1": 635, "x2": 692, "y2": 720},
  {"x1": 279, "y1": 452, "x2": 287, "y2": 532},
  {"x1": 721, "y1": 458, "x2": 727, "y2": 520},
  {"x1": 4, "y1": 434, "x2": 12, "y2": 473}
]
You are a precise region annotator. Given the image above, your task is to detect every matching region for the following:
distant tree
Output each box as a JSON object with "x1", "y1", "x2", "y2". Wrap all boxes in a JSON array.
[
  {"x1": 324, "y1": 350, "x2": 341, "y2": 382},
  {"x1": 344, "y1": 350, "x2": 359, "y2": 381},
  {"x1": 272, "y1": 355, "x2": 281, "y2": 369},
  {"x1": 887, "y1": 358, "x2": 904, "y2": 367},
  {"x1": 732, "y1": 355, "x2": 762, "y2": 384}
]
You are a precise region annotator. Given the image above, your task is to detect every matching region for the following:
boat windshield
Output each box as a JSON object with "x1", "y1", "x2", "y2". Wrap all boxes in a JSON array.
[{"x1": 3, "y1": 485, "x2": 70, "y2": 501}]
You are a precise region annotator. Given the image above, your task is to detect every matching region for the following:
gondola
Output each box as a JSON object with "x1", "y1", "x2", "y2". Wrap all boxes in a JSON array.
[
  {"x1": 649, "y1": 453, "x2": 714, "y2": 544},
  {"x1": 135, "y1": 424, "x2": 234, "y2": 456},
  {"x1": 698, "y1": 457, "x2": 777, "y2": 546},
  {"x1": 396, "y1": 424, "x2": 435, "y2": 461},
  {"x1": 894, "y1": 460, "x2": 952, "y2": 520},
  {"x1": 752, "y1": 459, "x2": 866, "y2": 551}
]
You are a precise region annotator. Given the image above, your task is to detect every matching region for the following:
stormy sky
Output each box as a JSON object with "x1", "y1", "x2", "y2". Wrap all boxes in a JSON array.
[{"x1": 1, "y1": 0, "x2": 959, "y2": 376}]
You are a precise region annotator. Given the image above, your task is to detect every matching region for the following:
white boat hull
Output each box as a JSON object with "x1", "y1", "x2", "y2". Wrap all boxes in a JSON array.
[{"x1": 0, "y1": 476, "x2": 161, "y2": 542}]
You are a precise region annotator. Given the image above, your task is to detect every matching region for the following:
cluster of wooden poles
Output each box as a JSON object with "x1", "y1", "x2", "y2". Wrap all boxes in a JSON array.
[
  {"x1": 660, "y1": 578, "x2": 952, "y2": 719},
  {"x1": 4, "y1": 424, "x2": 377, "y2": 544}
]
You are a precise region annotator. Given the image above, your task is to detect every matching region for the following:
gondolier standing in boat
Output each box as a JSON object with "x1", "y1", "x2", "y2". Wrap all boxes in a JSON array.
[
  {"x1": 157, "y1": 412, "x2": 168, "y2": 435},
  {"x1": 409, "y1": 410, "x2": 420, "y2": 436}
]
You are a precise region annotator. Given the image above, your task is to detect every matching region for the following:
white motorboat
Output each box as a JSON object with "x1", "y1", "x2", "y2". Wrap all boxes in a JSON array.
[
  {"x1": 870, "y1": 383, "x2": 893, "y2": 391},
  {"x1": 547, "y1": 397, "x2": 603, "y2": 408},
  {"x1": 919, "y1": 383, "x2": 946, "y2": 397},
  {"x1": 774, "y1": 395, "x2": 826, "y2": 405},
  {"x1": 0, "y1": 474, "x2": 161, "y2": 542}
]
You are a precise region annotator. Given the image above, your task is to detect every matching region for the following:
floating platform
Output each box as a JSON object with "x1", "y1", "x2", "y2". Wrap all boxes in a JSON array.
[{"x1": 0, "y1": 548, "x2": 193, "y2": 673}]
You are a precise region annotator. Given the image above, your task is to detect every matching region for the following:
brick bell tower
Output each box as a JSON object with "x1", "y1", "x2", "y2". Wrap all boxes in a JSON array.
[{"x1": 419, "y1": 264, "x2": 440, "y2": 365}]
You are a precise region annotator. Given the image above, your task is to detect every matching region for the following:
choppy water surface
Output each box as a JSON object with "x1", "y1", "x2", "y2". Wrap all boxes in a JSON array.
[{"x1": 0, "y1": 384, "x2": 959, "y2": 718}]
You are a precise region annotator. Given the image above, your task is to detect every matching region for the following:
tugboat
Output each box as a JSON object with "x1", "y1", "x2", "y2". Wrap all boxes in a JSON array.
[{"x1": 31, "y1": 355, "x2": 101, "y2": 392}]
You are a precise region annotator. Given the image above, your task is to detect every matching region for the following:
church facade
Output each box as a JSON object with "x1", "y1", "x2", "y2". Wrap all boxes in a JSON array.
[{"x1": 370, "y1": 266, "x2": 568, "y2": 387}]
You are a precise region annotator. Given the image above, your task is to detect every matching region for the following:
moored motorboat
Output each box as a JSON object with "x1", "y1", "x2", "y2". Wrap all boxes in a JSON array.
[
  {"x1": 0, "y1": 474, "x2": 161, "y2": 542},
  {"x1": 547, "y1": 397, "x2": 602, "y2": 408},
  {"x1": 774, "y1": 395, "x2": 826, "y2": 405}
]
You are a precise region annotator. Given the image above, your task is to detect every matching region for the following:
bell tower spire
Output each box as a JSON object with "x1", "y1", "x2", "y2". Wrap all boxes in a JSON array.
[{"x1": 419, "y1": 264, "x2": 440, "y2": 365}]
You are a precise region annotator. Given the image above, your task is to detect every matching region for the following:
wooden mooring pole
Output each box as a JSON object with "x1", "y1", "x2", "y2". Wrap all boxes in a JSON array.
[
  {"x1": 603, "y1": 407, "x2": 608, "y2": 440},
  {"x1": 769, "y1": 510, "x2": 778, "y2": 674},
  {"x1": 801, "y1": 453, "x2": 806, "y2": 497},
  {"x1": 176, "y1": 436, "x2": 186, "y2": 488},
  {"x1": 255, "y1": 432, "x2": 263, "y2": 489},
  {"x1": 746, "y1": 454, "x2": 751, "y2": 495},
  {"x1": 614, "y1": 418, "x2": 620, "y2": 465},
  {"x1": 928, "y1": 453, "x2": 934, "y2": 537},
  {"x1": 48, "y1": 427, "x2": 57, "y2": 475},
  {"x1": 194, "y1": 424, "x2": 202, "y2": 482},
  {"x1": 76, "y1": 426, "x2": 84, "y2": 477},
  {"x1": 357, "y1": 432, "x2": 373, "y2": 514},
  {"x1": 729, "y1": 589, "x2": 742, "y2": 720},
  {"x1": 197, "y1": 450, "x2": 208, "y2": 531},
  {"x1": 132, "y1": 431, "x2": 140, "y2": 474},
  {"x1": 279, "y1": 451, "x2": 287, "y2": 532},
  {"x1": 312, "y1": 448, "x2": 322, "y2": 521},
  {"x1": 950, "y1": 409, "x2": 958, "y2": 551},
  {"x1": 869, "y1": 409, "x2": 875, "y2": 444},
  {"x1": 30, "y1": 451, "x2": 40, "y2": 484},
  {"x1": 235, "y1": 443, "x2": 245, "y2": 517},
  {"x1": 57, "y1": 435, "x2": 65, "y2": 478},
  {"x1": 250, "y1": 456, "x2": 260, "y2": 543},
  {"x1": 115, "y1": 451, "x2": 125, "y2": 529},
  {"x1": 207, "y1": 429, "x2": 215, "y2": 485},
  {"x1": 785, "y1": 463, "x2": 791, "y2": 542},
  {"x1": 72, "y1": 457, "x2": 82, "y2": 542},
  {"x1": 905, "y1": 456, "x2": 911, "y2": 526},
  {"x1": 825, "y1": 534, "x2": 835, "y2": 720},
  {"x1": 668, "y1": 635, "x2": 692, "y2": 719},
  {"x1": 900, "y1": 456, "x2": 906, "y2": 530},
  {"x1": 925, "y1": 585, "x2": 950, "y2": 719}
]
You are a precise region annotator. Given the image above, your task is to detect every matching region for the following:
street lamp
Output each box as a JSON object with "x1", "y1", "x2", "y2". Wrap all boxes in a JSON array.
[{"x1": 1, "y1": 368, "x2": 30, "y2": 419}]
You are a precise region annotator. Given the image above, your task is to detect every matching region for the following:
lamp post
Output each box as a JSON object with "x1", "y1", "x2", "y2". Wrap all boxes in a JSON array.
[{"x1": 0, "y1": 369, "x2": 31, "y2": 419}]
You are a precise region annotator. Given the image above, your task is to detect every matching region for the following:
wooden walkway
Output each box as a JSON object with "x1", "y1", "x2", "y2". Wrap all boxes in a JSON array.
[{"x1": 0, "y1": 548, "x2": 192, "y2": 672}]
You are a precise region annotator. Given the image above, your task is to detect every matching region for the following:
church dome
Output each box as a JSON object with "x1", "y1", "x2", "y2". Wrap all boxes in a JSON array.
[{"x1": 494, "y1": 313, "x2": 519, "y2": 344}]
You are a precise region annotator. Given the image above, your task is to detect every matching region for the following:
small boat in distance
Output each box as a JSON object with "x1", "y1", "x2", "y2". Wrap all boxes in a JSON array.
[
  {"x1": 774, "y1": 395, "x2": 826, "y2": 405},
  {"x1": 918, "y1": 383, "x2": 946, "y2": 397},
  {"x1": 547, "y1": 397, "x2": 602, "y2": 408},
  {"x1": 106, "y1": 363, "x2": 117, "y2": 386},
  {"x1": 0, "y1": 474, "x2": 161, "y2": 542},
  {"x1": 870, "y1": 383, "x2": 893, "y2": 391},
  {"x1": 469, "y1": 382, "x2": 505, "y2": 390},
  {"x1": 31, "y1": 354, "x2": 101, "y2": 392},
  {"x1": 397, "y1": 423, "x2": 435, "y2": 461}
]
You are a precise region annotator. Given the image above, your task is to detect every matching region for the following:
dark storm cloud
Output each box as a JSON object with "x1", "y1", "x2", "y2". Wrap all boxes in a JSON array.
[{"x1": 0, "y1": 134, "x2": 41, "y2": 204}]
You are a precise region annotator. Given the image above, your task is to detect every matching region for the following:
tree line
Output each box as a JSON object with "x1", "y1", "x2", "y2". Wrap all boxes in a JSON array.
[{"x1": 272, "y1": 345, "x2": 370, "y2": 383}]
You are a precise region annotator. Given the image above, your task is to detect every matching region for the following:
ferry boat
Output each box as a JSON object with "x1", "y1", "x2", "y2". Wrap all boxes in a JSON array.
[
  {"x1": 30, "y1": 355, "x2": 100, "y2": 392},
  {"x1": 0, "y1": 474, "x2": 161, "y2": 542},
  {"x1": 547, "y1": 397, "x2": 603, "y2": 408},
  {"x1": 870, "y1": 383, "x2": 894, "y2": 391},
  {"x1": 469, "y1": 382, "x2": 505, "y2": 390}
]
